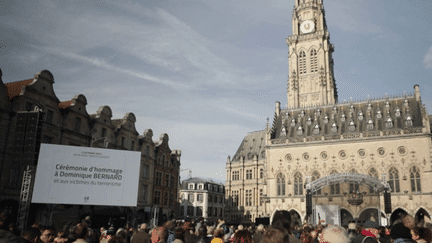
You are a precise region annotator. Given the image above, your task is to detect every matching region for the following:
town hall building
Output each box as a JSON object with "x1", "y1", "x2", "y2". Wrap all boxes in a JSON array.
[{"x1": 225, "y1": 0, "x2": 432, "y2": 226}]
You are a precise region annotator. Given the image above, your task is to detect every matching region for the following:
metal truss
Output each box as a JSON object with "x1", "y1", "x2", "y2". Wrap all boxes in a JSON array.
[
  {"x1": 17, "y1": 165, "x2": 35, "y2": 232},
  {"x1": 305, "y1": 172, "x2": 390, "y2": 193}
]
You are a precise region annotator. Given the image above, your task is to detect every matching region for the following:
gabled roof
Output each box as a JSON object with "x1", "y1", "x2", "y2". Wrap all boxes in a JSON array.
[
  {"x1": 271, "y1": 95, "x2": 425, "y2": 141},
  {"x1": 4, "y1": 79, "x2": 33, "y2": 100},
  {"x1": 232, "y1": 130, "x2": 267, "y2": 162},
  {"x1": 58, "y1": 100, "x2": 72, "y2": 109}
]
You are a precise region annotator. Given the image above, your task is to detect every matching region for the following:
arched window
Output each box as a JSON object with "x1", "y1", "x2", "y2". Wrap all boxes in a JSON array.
[
  {"x1": 312, "y1": 171, "x2": 321, "y2": 195},
  {"x1": 294, "y1": 172, "x2": 303, "y2": 195},
  {"x1": 277, "y1": 173, "x2": 286, "y2": 196},
  {"x1": 349, "y1": 169, "x2": 359, "y2": 193},
  {"x1": 368, "y1": 168, "x2": 379, "y2": 193},
  {"x1": 310, "y1": 49, "x2": 318, "y2": 73},
  {"x1": 410, "y1": 166, "x2": 421, "y2": 192},
  {"x1": 330, "y1": 170, "x2": 340, "y2": 195},
  {"x1": 389, "y1": 167, "x2": 400, "y2": 193},
  {"x1": 299, "y1": 51, "x2": 307, "y2": 74}
]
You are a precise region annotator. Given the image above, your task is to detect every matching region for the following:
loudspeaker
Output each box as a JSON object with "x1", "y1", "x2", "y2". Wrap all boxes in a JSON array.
[
  {"x1": 306, "y1": 192, "x2": 312, "y2": 216},
  {"x1": 384, "y1": 191, "x2": 392, "y2": 214},
  {"x1": 14, "y1": 111, "x2": 44, "y2": 166},
  {"x1": 23, "y1": 112, "x2": 43, "y2": 165},
  {"x1": 13, "y1": 113, "x2": 28, "y2": 153}
]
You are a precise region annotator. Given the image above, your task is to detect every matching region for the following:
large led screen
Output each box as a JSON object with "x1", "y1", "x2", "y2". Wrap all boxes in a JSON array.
[
  {"x1": 32, "y1": 144, "x2": 141, "y2": 206},
  {"x1": 315, "y1": 204, "x2": 340, "y2": 225}
]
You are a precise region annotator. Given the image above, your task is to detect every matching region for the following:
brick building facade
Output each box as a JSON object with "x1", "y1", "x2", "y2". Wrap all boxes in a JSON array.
[{"x1": 0, "y1": 69, "x2": 181, "y2": 228}]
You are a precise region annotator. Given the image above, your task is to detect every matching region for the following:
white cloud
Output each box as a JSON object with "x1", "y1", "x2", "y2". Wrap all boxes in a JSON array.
[{"x1": 423, "y1": 46, "x2": 432, "y2": 69}]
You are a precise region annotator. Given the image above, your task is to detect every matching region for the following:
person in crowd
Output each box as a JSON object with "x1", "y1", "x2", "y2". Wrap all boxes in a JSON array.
[
  {"x1": 416, "y1": 227, "x2": 432, "y2": 243},
  {"x1": 391, "y1": 222, "x2": 416, "y2": 243},
  {"x1": 210, "y1": 229, "x2": 224, "y2": 243},
  {"x1": 21, "y1": 227, "x2": 41, "y2": 243},
  {"x1": 116, "y1": 228, "x2": 128, "y2": 243},
  {"x1": 181, "y1": 221, "x2": 194, "y2": 243},
  {"x1": 0, "y1": 202, "x2": 27, "y2": 242},
  {"x1": 131, "y1": 223, "x2": 151, "y2": 243},
  {"x1": 271, "y1": 210, "x2": 301, "y2": 243},
  {"x1": 260, "y1": 226, "x2": 290, "y2": 243},
  {"x1": 232, "y1": 230, "x2": 253, "y2": 243},
  {"x1": 318, "y1": 225, "x2": 350, "y2": 243},
  {"x1": 352, "y1": 224, "x2": 365, "y2": 243},
  {"x1": 252, "y1": 224, "x2": 265, "y2": 243},
  {"x1": 40, "y1": 226, "x2": 56, "y2": 243},
  {"x1": 31, "y1": 223, "x2": 40, "y2": 229},
  {"x1": 72, "y1": 224, "x2": 88, "y2": 243},
  {"x1": 195, "y1": 218, "x2": 204, "y2": 235},
  {"x1": 164, "y1": 221, "x2": 176, "y2": 243},
  {"x1": 403, "y1": 215, "x2": 416, "y2": 230},
  {"x1": 378, "y1": 226, "x2": 391, "y2": 243},
  {"x1": 151, "y1": 226, "x2": 167, "y2": 243},
  {"x1": 195, "y1": 226, "x2": 211, "y2": 243},
  {"x1": 347, "y1": 222, "x2": 359, "y2": 242},
  {"x1": 100, "y1": 227, "x2": 116, "y2": 243},
  {"x1": 173, "y1": 227, "x2": 186, "y2": 243},
  {"x1": 300, "y1": 226, "x2": 313, "y2": 243},
  {"x1": 53, "y1": 230, "x2": 67, "y2": 243}
]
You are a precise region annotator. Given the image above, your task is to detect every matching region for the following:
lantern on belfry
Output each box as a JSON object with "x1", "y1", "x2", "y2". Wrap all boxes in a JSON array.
[{"x1": 347, "y1": 191, "x2": 364, "y2": 206}]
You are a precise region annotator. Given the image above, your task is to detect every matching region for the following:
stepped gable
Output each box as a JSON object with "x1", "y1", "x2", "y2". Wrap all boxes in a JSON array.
[
  {"x1": 232, "y1": 130, "x2": 266, "y2": 162},
  {"x1": 271, "y1": 94, "x2": 424, "y2": 140}
]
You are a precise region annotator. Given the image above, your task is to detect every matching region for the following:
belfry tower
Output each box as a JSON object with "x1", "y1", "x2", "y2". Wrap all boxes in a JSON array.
[{"x1": 286, "y1": 0, "x2": 337, "y2": 109}]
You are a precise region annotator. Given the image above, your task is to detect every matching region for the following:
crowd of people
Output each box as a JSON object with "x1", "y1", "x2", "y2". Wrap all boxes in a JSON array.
[{"x1": 1, "y1": 205, "x2": 432, "y2": 243}]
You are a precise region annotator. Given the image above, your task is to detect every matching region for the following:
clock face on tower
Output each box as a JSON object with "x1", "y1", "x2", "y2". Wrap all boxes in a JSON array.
[{"x1": 300, "y1": 20, "x2": 315, "y2": 34}]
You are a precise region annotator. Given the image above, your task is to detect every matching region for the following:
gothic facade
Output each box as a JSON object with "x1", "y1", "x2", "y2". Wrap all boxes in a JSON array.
[
  {"x1": 0, "y1": 69, "x2": 181, "y2": 228},
  {"x1": 225, "y1": 0, "x2": 432, "y2": 226}
]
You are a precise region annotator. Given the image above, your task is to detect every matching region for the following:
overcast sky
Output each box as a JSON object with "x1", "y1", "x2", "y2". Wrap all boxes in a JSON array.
[{"x1": 1, "y1": 0, "x2": 432, "y2": 183}]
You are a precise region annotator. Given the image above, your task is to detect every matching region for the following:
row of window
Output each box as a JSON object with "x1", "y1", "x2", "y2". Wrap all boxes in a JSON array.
[
  {"x1": 287, "y1": 117, "x2": 413, "y2": 136},
  {"x1": 298, "y1": 49, "x2": 318, "y2": 75},
  {"x1": 187, "y1": 183, "x2": 223, "y2": 192},
  {"x1": 231, "y1": 189, "x2": 263, "y2": 207},
  {"x1": 154, "y1": 190, "x2": 175, "y2": 207},
  {"x1": 275, "y1": 166, "x2": 421, "y2": 196},
  {"x1": 155, "y1": 171, "x2": 176, "y2": 188},
  {"x1": 179, "y1": 206, "x2": 223, "y2": 217},
  {"x1": 186, "y1": 193, "x2": 224, "y2": 203},
  {"x1": 231, "y1": 169, "x2": 265, "y2": 181},
  {"x1": 288, "y1": 102, "x2": 410, "y2": 120}
]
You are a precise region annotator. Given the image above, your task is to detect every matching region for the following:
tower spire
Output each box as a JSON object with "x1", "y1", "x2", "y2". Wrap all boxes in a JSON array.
[{"x1": 286, "y1": 0, "x2": 337, "y2": 109}]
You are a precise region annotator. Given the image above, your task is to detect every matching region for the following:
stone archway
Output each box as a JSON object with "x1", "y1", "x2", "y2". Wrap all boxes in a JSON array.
[
  {"x1": 390, "y1": 208, "x2": 408, "y2": 226},
  {"x1": 359, "y1": 208, "x2": 379, "y2": 223},
  {"x1": 289, "y1": 210, "x2": 302, "y2": 227},
  {"x1": 340, "y1": 209, "x2": 353, "y2": 226},
  {"x1": 415, "y1": 208, "x2": 431, "y2": 226}
]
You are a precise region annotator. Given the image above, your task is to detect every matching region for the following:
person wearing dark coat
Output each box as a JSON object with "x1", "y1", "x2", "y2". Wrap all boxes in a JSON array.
[
  {"x1": 131, "y1": 224, "x2": 151, "y2": 243},
  {"x1": 390, "y1": 223, "x2": 416, "y2": 243}
]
